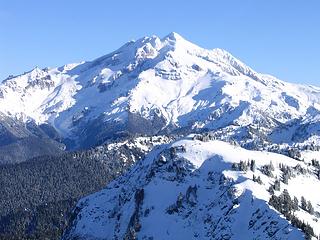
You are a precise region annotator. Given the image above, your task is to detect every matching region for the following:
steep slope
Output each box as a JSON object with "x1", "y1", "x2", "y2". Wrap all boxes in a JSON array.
[
  {"x1": 1, "y1": 33, "x2": 320, "y2": 150},
  {"x1": 0, "y1": 113, "x2": 64, "y2": 164},
  {"x1": 64, "y1": 134, "x2": 320, "y2": 239},
  {"x1": 0, "y1": 135, "x2": 172, "y2": 239}
]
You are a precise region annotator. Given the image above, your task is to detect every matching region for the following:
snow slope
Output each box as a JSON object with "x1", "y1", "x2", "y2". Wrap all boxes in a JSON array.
[
  {"x1": 64, "y1": 135, "x2": 320, "y2": 239},
  {"x1": 1, "y1": 33, "x2": 320, "y2": 149}
]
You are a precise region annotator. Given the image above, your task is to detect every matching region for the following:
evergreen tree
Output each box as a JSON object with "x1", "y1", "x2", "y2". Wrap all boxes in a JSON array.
[
  {"x1": 268, "y1": 185, "x2": 275, "y2": 195},
  {"x1": 253, "y1": 174, "x2": 262, "y2": 184},
  {"x1": 273, "y1": 179, "x2": 281, "y2": 191},
  {"x1": 282, "y1": 172, "x2": 289, "y2": 184},
  {"x1": 293, "y1": 196, "x2": 299, "y2": 211},
  {"x1": 301, "y1": 196, "x2": 307, "y2": 211},
  {"x1": 269, "y1": 161, "x2": 275, "y2": 171},
  {"x1": 239, "y1": 160, "x2": 248, "y2": 171},
  {"x1": 250, "y1": 159, "x2": 256, "y2": 172},
  {"x1": 269, "y1": 191, "x2": 315, "y2": 239},
  {"x1": 261, "y1": 164, "x2": 274, "y2": 177},
  {"x1": 281, "y1": 189, "x2": 293, "y2": 215},
  {"x1": 307, "y1": 201, "x2": 314, "y2": 215}
]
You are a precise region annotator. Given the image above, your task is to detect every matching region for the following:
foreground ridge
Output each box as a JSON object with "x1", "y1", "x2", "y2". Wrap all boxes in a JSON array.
[{"x1": 64, "y1": 134, "x2": 319, "y2": 239}]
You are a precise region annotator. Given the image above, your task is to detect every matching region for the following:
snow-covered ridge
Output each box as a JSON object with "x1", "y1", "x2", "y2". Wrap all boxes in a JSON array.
[
  {"x1": 1, "y1": 32, "x2": 320, "y2": 148},
  {"x1": 64, "y1": 135, "x2": 320, "y2": 239}
]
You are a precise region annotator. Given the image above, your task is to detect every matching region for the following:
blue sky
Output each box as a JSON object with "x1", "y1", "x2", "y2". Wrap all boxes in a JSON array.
[{"x1": 1, "y1": 0, "x2": 319, "y2": 86}]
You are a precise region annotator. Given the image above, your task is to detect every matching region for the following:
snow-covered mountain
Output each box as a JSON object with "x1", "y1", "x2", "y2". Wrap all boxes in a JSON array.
[
  {"x1": 63, "y1": 134, "x2": 320, "y2": 239},
  {"x1": 2, "y1": 33, "x2": 320, "y2": 238},
  {"x1": 1, "y1": 32, "x2": 320, "y2": 150}
]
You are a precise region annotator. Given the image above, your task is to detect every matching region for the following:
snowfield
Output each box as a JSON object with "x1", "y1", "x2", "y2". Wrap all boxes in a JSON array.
[
  {"x1": 64, "y1": 135, "x2": 320, "y2": 239},
  {"x1": 1, "y1": 32, "x2": 320, "y2": 148},
  {"x1": 1, "y1": 32, "x2": 320, "y2": 239}
]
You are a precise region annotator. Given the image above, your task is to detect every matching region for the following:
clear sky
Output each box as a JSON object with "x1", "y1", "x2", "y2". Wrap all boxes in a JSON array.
[{"x1": 1, "y1": 0, "x2": 319, "y2": 86}]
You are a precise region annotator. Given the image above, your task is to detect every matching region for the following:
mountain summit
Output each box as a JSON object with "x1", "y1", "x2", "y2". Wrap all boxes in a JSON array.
[
  {"x1": 1, "y1": 33, "x2": 320, "y2": 239},
  {"x1": 1, "y1": 33, "x2": 320, "y2": 154}
]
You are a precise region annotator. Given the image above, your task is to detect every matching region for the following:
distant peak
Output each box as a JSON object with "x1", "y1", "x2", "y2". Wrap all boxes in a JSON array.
[
  {"x1": 164, "y1": 32, "x2": 184, "y2": 41},
  {"x1": 31, "y1": 66, "x2": 42, "y2": 72},
  {"x1": 161, "y1": 32, "x2": 201, "y2": 51}
]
